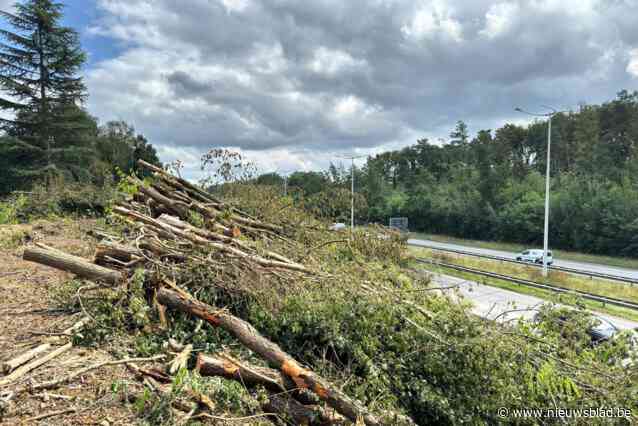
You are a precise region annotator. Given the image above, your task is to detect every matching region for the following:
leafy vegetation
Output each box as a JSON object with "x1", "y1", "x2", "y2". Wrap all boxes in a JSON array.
[
  {"x1": 264, "y1": 91, "x2": 638, "y2": 258},
  {"x1": 66, "y1": 179, "x2": 637, "y2": 425},
  {"x1": 0, "y1": 0, "x2": 162, "y2": 197}
]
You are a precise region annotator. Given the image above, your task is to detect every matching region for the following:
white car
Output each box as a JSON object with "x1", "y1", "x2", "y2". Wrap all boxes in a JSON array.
[
  {"x1": 329, "y1": 222, "x2": 347, "y2": 231},
  {"x1": 516, "y1": 249, "x2": 553, "y2": 265}
]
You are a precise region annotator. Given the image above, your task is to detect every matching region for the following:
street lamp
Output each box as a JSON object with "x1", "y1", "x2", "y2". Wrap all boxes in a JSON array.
[
  {"x1": 337, "y1": 154, "x2": 366, "y2": 230},
  {"x1": 275, "y1": 170, "x2": 292, "y2": 196},
  {"x1": 515, "y1": 106, "x2": 564, "y2": 277}
]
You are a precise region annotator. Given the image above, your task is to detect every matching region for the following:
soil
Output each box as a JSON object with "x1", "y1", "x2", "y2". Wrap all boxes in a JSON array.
[{"x1": 0, "y1": 220, "x2": 148, "y2": 425}]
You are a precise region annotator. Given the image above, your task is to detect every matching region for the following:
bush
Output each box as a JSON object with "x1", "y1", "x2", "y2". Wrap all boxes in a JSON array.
[
  {"x1": 0, "y1": 176, "x2": 118, "y2": 223},
  {"x1": 0, "y1": 193, "x2": 27, "y2": 224}
]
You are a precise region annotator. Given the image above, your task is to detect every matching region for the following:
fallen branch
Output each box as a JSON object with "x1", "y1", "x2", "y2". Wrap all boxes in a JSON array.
[
  {"x1": 31, "y1": 355, "x2": 165, "y2": 391},
  {"x1": 196, "y1": 353, "x2": 318, "y2": 405},
  {"x1": 0, "y1": 343, "x2": 73, "y2": 387},
  {"x1": 26, "y1": 407, "x2": 77, "y2": 422},
  {"x1": 2, "y1": 317, "x2": 89, "y2": 375},
  {"x1": 1, "y1": 344, "x2": 51, "y2": 375},
  {"x1": 157, "y1": 288, "x2": 412, "y2": 426}
]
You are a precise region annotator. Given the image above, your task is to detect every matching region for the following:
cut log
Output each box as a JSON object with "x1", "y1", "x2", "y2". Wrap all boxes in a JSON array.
[
  {"x1": 131, "y1": 176, "x2": 190, "y2": 218},
  {"x1": 157, "y1": 288, "x2": 404, "y2": 426},
  {"x1": 196, "y1": 353, "x2": 318, "y2": 405},
  {"x1": 157, "y1": 214, "x2": 296, "y2": 264},
  {"x1": 95, "y1": 241, "x2": 143, "y2": 263},
  {"x1": 196, "y1": 353, "x2": 285, "y2": 392},
  {"x1": 24, "y1": 244, "x2": 123, "y2": 285},
  {"x1": 136, "y1": 159, "x2": 260, "y2": 224}
]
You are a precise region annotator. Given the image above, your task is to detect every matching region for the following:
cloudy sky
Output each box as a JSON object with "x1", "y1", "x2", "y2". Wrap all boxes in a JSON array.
[{"x1": 5, "y1": 0, "x2": 638, "y2": 179}]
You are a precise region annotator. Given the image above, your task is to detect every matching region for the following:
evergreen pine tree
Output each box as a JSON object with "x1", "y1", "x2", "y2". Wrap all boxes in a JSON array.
[{"x1": 0, "y1": 0, "x2": 95, "y2": 193}]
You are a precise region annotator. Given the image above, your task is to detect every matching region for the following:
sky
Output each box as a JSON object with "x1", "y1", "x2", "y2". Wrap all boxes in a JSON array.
[{"x1": 3, "y1": 0, "x2": 638, "y2": 180}]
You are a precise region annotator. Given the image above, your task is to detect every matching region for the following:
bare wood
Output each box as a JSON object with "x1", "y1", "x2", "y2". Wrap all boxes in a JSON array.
[
  {"x1": 24, "y1": 244, "x2": 123, "y2": 285},
  {"x1": 157, "y1": 288, "x2": 400, "y2": 426},
  {"x1": 137, "y1": 159, "x2": 218, "y2": 204},
  {"x1": 31, "y1": 355, "x2": 165, "y2": 391},
  {"x1": 136, "y1": 159, "x2": 263, "y2": 223},
  {"x1": 94, "y1": 241, "x2": 143, "y2": 263},
  {"x1": 154, "y1": 296, "x2": 168, "y2": 330},
  {"x1": 132, "y1": 176, "x2": 190, "y2": 218},
  {"x1": 1, "y1": 344, "x2": 51, "y2": 374},
  {"x1": 196, "y1": 353, "x2": 286, "y2": 393},
  {"x1": 196, "y1": 353, "x2": 318, "y2": 405},
  {"x1": 117, "y1": 208, "x2": 309, "y2": 273},
  {"x1": 195, "y1": 355, "x2": 341, "y2": 424},
  {"x1": 2, "y1": 317, "x2": 90, "y2": 376},
  {"x1": 0, "y1": 343, "x2": 73, "y2": 387},
  {"x1": 158, "y1": 214, "x2": 240, "y2": 245},
  {"x1": 157, "y1": 214, "x2": 296, "y2": 264},
  {"x1": 168, "y1": 344, "x2": 192, "y2": 375}
]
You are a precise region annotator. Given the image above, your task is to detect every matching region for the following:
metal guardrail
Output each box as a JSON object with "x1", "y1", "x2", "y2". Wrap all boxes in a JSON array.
[
  {"x1": 415, "y1": 258, "x2": 638, "y2": 311},
  {"x1": 408, "y1": 242, "x2": 638, "y2": 285}
]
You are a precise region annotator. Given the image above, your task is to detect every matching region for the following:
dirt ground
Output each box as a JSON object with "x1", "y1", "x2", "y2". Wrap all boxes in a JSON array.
[{"x1": 0, "y1": 220, "x2": 148, "y2": 425}]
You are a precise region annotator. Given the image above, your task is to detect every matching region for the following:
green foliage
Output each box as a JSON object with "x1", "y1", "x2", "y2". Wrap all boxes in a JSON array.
[
  {"x1": 54, "y1": 268, "x2": 152, "y2": 348},
  {"x1": 46, "y1": 178, "x2": 636, "y2": 425},
  {"x1": 94, "y1": 121, "x2": 162, "y2": 182},
  {"x1": 0, "y1": 0, "x2": 94, "y2": 192},
  {"x1": 0, "y1": 194, "x2": 27, "y2": 224},
  {"x1": 328, "y1": 91, "x2": 638, "y2": 257},
  {"x1": 243, "y1": 274, "x2": 637, "y2": 424},
  {"x1": 0, "y1": 4, "x2": 162, "y2": 196},
  {"x1": 0, "y1": 176, "x2": 118, "y2": 222}
]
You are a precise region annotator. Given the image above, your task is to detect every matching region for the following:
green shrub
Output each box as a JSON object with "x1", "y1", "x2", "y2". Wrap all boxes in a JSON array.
[
  {"x1": 0, "y1": 177, "x2": 118, "y2": 223},
  {"x1": 0, "y1": 194, "x2": 27, "y2": 224}
]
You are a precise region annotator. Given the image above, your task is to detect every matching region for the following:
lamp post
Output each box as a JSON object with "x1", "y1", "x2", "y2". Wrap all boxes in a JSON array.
[
  {"x1": 515, "y1": 106, "x2": 564, "y2": 277},
  {"x1": 277, "y1": 170, "x2": 291, "y2": 196},
  {"x1": 338, "y1": 155, "x2": 366, "y2": 230}
]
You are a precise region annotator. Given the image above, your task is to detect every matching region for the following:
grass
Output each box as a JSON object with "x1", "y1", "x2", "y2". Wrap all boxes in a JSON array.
[
  {"x1": 410, "y1": 232, "x2": 638, "y2": 270},
  {"x1": 410, "y1": 246, "x2": 638, "y2": 322}
]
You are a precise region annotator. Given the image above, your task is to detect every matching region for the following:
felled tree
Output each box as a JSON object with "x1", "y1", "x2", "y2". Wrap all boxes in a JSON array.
[{"x1": 0, "y1": 0, "x2": 94, "y2": 192}]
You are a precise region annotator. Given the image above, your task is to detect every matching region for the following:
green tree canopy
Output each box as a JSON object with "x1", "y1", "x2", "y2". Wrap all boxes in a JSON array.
[{"x1": 0, "y1": 0, "x2": 94, "y2": 191}]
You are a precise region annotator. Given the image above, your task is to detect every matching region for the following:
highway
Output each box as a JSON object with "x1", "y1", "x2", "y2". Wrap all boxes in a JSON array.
[
  {"x1": 409, "y1": 238, "x2": 638, "y2": 281},
  {"x1": 429, "y1": 271, "x2": 638, "y2": 331}
]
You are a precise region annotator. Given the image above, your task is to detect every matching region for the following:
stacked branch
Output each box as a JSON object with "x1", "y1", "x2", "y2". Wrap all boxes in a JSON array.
[{"x1": 18, "y1": 161, "x2": 416, "y2": 425}]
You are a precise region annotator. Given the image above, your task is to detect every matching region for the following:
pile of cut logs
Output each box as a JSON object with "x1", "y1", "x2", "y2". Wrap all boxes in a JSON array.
[{"x1": 17, "y1": 160, "x2": 415, "y2": 425}]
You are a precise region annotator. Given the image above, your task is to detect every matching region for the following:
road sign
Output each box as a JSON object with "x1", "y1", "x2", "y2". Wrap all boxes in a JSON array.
[{"x1": 389, "y1": 217, "x2": 408, "y2": 231}]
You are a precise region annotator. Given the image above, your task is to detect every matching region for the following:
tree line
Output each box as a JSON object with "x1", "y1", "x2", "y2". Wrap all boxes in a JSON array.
[
  {"x1": 259, "y1": 91, "x2": 638, "y2": 257},
  {"x1": 0, "y1": 0, "x2": 161, "y2": 197}
]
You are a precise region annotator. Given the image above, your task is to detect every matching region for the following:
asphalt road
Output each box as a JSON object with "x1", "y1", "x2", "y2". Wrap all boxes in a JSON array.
[
  {"x1": 408, "y1": 238, "x2": 638, "y2": 281},
  {"x1": 429, "y1": 272, "x2": 638, "y2": 330}
]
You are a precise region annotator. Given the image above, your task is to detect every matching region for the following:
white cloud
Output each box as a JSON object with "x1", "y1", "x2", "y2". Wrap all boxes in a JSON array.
[
  {"x1": 480, "y1": 3, "x2": 518, "y2": 39},
  {"x1": 627, "y1": 49, "x2": 638, "y2": 78},
  {"x1": 401, "y1": 1, "x2": 463, "y2": 42},
  {"x1": 81, "y1": 0, "x2": 638, "y2": 178},
  {"x1": 308, "y1": 47, "x2": 366, "y2": 75},
  {"x1": 220, "y1": 0, "x2": 251, "y2": 13}
]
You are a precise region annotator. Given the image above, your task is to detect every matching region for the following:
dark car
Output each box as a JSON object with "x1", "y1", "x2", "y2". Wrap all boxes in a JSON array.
[{"x1": 533, "y1": 310, "x2": 618, "y2": 344}]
